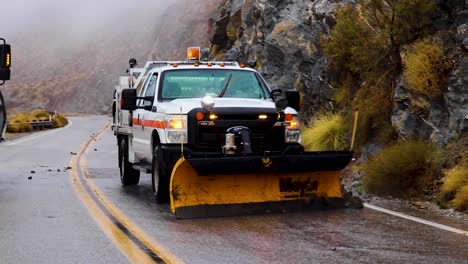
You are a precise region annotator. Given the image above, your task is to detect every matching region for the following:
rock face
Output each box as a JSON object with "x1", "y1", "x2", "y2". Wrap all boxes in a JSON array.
[
  {"x1": 209, "y1": 0, "x2": 351, "y2": 120},
  {"x1": 392, "y1": 82, "x2": 452, "y2": 145},
  {"x1": 392, "y1": 9, "x2": 468, "y2": 145},
  {"x1": 210, "y1": 0, "x2": 467, "y2": 144}
]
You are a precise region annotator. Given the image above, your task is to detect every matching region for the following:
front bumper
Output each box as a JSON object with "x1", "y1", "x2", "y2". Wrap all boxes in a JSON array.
[{"x1": 160, "y1": 144, "x2": 353, "y2": 176}]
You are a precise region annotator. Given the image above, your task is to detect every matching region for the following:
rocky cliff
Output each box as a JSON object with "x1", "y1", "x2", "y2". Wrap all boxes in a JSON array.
[
  {"x1": 209, "y1": 0, "x2": 467, "y2": 145},
  {"x1": 209, "y1": 0, "x2": 350, "y2": 120}
]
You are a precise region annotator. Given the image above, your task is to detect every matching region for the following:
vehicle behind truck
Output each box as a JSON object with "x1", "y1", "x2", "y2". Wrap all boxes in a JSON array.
[
  {"x1": 0, "y1": 38, "x2": 12, "y2": 140},
  {"x1": 112, "y1": 48, "x2": 354, "y2": 218}
]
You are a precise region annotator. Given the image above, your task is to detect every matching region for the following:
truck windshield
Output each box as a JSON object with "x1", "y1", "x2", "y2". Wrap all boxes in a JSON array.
[{"x1": 160, "y1": 69, "x2": 270, "y2": 100}]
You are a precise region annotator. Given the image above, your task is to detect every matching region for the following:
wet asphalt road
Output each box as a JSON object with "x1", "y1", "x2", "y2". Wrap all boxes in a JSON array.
[{"x1": 1, "y1": 116, "x2": 468, "y2": 264}]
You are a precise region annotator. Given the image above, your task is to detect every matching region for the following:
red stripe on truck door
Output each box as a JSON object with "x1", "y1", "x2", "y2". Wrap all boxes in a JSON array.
[{"x1": 132, "y1": 118, "x2": 165, "y2": 129}]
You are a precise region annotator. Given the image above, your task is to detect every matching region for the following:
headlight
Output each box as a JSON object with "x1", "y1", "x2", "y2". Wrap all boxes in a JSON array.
[
  {"x1": 285, "y1": 115, "x2": 301, "y2": 143},
  {"x1": 165, "y1": 115, "x2": 187, "y2": 144}
]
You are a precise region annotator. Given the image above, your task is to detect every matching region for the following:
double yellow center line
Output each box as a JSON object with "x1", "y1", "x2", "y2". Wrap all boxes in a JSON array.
[{"x1": 69, "y1": 122, "x2": 183, "y2": 264}]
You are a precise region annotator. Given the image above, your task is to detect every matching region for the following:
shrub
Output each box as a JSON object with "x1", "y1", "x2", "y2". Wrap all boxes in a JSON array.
[
  {"x1": 452, "y1": 185, "x2": 468, "y2": 211},
  {"x1": 52, "y1": 114, "x2": 68, "y2": 128},
  {"x1": 31, "y1": 109, "x2": 50, "y2": 119},
  {"x1": 302, "y1": 112, "x2": 350, "y2": 151},
  {"x1": 353, "y1": 82, "x2": 394, "y2": 147},
  {"x1": 441, "y1": 165, "x2": 468, "y2": 193},
  {"x1": 323, "y1": 4, "x2": 370, "y2": 76},
  {"x1": 403, "y1": 39, "x2": 451, "y2": 98},
  {"x1": 362, "y1": 140, "x2": 440, "y2": 197},
  {"x1": 439, "y1": 164, "x2": 468, "y2": 210},
  {"x1": 334, "y1": 85, "x2": 350, "y2": 107},
  {"x1": 6, "y1": 109, "x2": 68, "y2": 133}
]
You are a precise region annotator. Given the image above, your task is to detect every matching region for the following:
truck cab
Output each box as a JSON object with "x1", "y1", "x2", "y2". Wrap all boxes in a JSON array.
[{"x1": 113, "y1": 49, "x2": 303, "y2": 203}]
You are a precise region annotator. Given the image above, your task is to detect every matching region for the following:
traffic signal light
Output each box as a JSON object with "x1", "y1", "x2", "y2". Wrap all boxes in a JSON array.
[{"x1": 0, "y1": 43, "x2": 10, "y2": 81}]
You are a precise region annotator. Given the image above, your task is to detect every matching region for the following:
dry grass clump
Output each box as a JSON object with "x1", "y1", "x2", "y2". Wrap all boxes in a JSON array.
[
  {"x1": 52, "y1": 114, "x2": 68, "y2": 128},
  {"x1": 302, "y1": 112, "x2": 350, "y2": 151},
  {"x1": 362, "y1": 140, "x2": 440, "y2": 197},
  {"x1": 30, "y1": 109, "x2": 51, "y2": 120},
  {"x1": 442, "y1": 165, "x2": 468, "y2": 193},
  {"x1": 439, "y1": 164, "x2": 468, "y2": 210},
  {"x1": 403, "y1": 39, "x2": 451, "y2": 98},
  {"x1": 452, "y1": 185, "x2": 468, "y2": 211},
  {"x1": 6, "y1": 109, "x2": 68, "y2": 133},
  {"x1": 7, "y1": 115, "x2": 33, "y2": 133}
]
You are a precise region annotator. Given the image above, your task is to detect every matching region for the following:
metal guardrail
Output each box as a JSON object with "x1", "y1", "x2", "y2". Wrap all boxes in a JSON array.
[{"x1": 7, "y1": 120, "x2": 54, "y2": 131}]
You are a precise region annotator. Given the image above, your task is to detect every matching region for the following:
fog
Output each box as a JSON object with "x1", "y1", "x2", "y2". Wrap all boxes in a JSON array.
[
  {"x1": 0, "y1": 0, "x2": 218, "y2": 113},
  {"x1": 1, "y1": 0, "x2": 174, "y2": 62},
  {"x1": 1, "y1": 0, "x2": 170, "y2": 39}
]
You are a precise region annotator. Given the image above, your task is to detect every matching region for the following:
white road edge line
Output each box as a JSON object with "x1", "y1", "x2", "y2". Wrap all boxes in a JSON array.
[
  {"x1": 364, "y1": 203, "x2": 468, "y2": 236},
  {"x1": 4, "y1": 119, "x2": 73, "y2": 146}
]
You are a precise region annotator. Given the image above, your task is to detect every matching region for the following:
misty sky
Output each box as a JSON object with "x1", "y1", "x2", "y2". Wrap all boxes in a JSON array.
[
  {"x1": 0, "y1": 0, "x2": 179, "y2": 75},
  {"x1": 0, "y1": 0, "x2": 217, "y2": 113},
  {"x1": 1, "y1": 0, "x2": 170, "y2": 38}
]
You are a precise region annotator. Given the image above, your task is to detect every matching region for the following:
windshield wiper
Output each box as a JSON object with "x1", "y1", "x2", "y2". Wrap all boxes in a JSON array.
[{"x1": 218, "y1": 74, "x2": 233, "y2": 97}]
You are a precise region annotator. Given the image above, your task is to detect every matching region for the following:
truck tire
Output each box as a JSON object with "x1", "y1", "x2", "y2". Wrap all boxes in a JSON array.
[
  {"x1": 118, "y1": 137, "x2": 140, "y2": 186},
  {"x1": 151, "y1": 145, "x2": 170, "y2": 203}
]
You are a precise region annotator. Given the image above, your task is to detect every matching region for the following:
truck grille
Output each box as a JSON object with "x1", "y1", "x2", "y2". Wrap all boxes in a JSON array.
[{"x1": 187, "y1": 108, "x2": 285, "y2": 153}]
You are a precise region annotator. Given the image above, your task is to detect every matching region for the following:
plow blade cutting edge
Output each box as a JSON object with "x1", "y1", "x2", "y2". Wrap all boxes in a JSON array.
[{"x1": 169, "y1": 152, "x2": 353, "y2": 218}]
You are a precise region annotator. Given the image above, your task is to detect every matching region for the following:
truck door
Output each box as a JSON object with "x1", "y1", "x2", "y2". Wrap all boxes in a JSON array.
[{"x1": 133, "y1": 73, "x2": 158, "y2": 163}]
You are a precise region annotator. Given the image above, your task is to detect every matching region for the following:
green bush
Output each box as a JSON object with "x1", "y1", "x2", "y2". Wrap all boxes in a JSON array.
[
  {"x1": 353, "y1": 83, "x2": 395, "y2": 147},
  {"x1": 362, "y1": 140, "x2": 440, "y2": 197},
  {"x1": 403, "y1": 39, "x2": 451, "y2": 98},
  {"x1": 302, "y1": 112, "x2": 350, "y2": 151},
  {"x1": 323, "y1": 4, "x2": 370, "y2": 76}
]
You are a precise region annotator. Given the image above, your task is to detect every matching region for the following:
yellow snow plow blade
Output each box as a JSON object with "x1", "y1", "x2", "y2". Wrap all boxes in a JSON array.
[{"x1": 169, "y1": 153, "x2": 350, "y2": 218}]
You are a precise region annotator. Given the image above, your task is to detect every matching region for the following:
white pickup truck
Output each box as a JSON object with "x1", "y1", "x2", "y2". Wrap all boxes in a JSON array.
[{"x1": 113, "y1": 52, "x2": 309, "y2": 203}]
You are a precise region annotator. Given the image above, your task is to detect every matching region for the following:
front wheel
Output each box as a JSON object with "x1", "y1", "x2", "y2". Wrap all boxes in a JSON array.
[
  {"x1": 118, "y1": 137, "x2": 140, "y2": 186},
  {"x1": 151, "y1": 145, "x2": 170, "y2": 203}
]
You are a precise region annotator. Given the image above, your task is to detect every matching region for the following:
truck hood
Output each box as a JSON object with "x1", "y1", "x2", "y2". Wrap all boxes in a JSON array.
[{"x1": 158, "y1": 98, "x2": 297, "y2": 115}]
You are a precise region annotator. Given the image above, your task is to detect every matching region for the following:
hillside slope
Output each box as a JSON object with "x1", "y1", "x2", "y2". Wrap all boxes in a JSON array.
[{"x1": 3, "y1": 0, "x2": 219, "y2": 114}]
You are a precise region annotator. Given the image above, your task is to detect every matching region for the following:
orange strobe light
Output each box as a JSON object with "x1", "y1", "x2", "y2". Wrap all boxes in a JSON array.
[{"x1": 187, "y1": 47, "x2": 201, "y2": 61}]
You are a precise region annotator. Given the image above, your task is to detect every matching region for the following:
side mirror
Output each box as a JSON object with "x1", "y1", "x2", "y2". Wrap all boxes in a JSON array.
[
  {"x1": 120, "y1": 89, "x2": 155, "y2": 111},
  {"x1": 270, "y1": 88, "x2": 288, "y2": 112},
  {"x1": 286, "y1": 90, "x2": 301, "y2": 111},
  {"x1": 121, "y1": 89, "x2": 137, "y2": 111}
]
